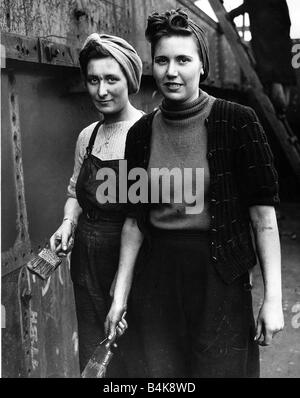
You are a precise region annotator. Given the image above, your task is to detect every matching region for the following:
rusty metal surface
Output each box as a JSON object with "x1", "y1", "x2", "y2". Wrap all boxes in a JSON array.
[
  {"x1": 8, "y1": 72, "x2": 30, "y2": 244},
  {"x1": 0, "y1": 0, "x2": 243, "y2": 87},
  {"x1": 0, "y1": 32, "x2": 40, "y2": 63},
  {"x1": 1, "y1": 72, "x2": 17, "y2": 252},
  {"x1": 0, "y1": 0, "x2": 133, "y2": 46},
  {"x1": 0, "y1": 32, "x2": 81, "y2": 67},
  {"x1": 2, "y1": 261, "x2": 80, "y2": 378},
  {"x1": 1, "y1": 65, "x2": 96, "y2": 253},
  {"x1": 1, "y1": 62, "x2": 95, "y2": 376}
]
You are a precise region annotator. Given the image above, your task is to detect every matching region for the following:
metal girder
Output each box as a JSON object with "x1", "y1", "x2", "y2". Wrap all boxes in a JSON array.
[
  {"x1": 208, "y1": 0, "x2": 300, "y2": 184},
  {"x1": 1, "y1": 32, "x2": 80, "y2": 67},
  {"x1": 1, "y1": 72, "x2": 33, "y2": 278},
  {"x1": 177, "y1": 0, "x2": 218, "y2": 29}
]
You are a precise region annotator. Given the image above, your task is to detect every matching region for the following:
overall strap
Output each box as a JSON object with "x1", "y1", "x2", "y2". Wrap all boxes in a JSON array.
[{"x1": 85, "y1": 121, "x2": 103, "y2": 157}]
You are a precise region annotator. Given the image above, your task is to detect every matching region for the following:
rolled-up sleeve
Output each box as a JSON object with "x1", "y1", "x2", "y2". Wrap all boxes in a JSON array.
[
  {"x1": 235, "y1": 107, "x2": 280, "y2": 207},
  {"x1": 67, "y1": 131, "x2": 87, "y2": 199}
]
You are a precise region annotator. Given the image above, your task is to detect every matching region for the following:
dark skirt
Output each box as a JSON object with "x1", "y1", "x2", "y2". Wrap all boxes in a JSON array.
[{"x1": 130, "y1": 228, "x2": 260, "y2": 378}]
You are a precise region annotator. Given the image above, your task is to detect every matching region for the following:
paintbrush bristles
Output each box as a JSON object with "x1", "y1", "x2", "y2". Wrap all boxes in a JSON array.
[
  {"x1": 38, "y1": 248, "x2": 61, "y2": 266},
  {"x1": 27, "y1": 248, "x2": 62, "y2": 280}
]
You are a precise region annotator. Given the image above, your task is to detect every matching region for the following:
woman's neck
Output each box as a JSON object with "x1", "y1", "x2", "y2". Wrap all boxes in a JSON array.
[
  {"x1": 160, "y1": 89, "x2": 211, "y2": 121},
  {"x1": 102, "y1": 102, "x2": 139, "y2": 125}
]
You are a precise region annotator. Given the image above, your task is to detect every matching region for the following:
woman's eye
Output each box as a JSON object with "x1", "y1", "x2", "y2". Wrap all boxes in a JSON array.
[
  {"x1": 154, "y1": 57, "x2": 168, "y2": 65},
  {"x1": 107, "y1": 77, "x2": 118, "y2": 83},
  {"x1": 177, "y1": 57, "x2": 189, "y2": 64},
  {"x1": 87, "y1": 77, "x2": 99, "y2": 85}
]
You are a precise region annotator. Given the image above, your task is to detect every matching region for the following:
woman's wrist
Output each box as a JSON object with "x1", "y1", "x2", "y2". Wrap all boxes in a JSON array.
[
  {"x1": 263, "y1": 292, "x2": 282, "y2": 304},
  {"x1": 111, "y1": 294, "x2": 127, "y2": 310},
  {"x1": 62, "y1": 217, "x2": 77, "y2": 232}
]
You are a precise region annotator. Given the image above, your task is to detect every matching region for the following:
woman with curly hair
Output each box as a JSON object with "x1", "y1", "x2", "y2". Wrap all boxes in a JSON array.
[{"x1": 105, "y1": 9, "x2": 284, "y2": 378}]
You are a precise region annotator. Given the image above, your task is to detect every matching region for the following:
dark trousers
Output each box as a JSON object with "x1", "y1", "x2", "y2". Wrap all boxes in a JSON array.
[
  {"x1": 131, "y1": 229, "x2": 260, "y2": 378},
  {"x1": 71, "y1": 215, "x2": 147, "y2": 377},
  {"x1": 71, "y1": 215, "x2": 126, "y2": 376}
]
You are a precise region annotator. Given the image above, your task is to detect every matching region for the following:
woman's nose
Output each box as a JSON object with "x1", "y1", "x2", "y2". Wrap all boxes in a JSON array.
[
  {"x1": 98, "y1": 81, "x2": 108, "y2": 97},
  {"x1": 166, "y1": 61, "x2": 178, "y2": 78}
]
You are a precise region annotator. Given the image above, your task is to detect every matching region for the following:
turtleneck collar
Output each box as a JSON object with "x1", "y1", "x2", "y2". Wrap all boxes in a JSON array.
[{"x1": 159, "y1": 89, "x2": 211, "y2": 121}]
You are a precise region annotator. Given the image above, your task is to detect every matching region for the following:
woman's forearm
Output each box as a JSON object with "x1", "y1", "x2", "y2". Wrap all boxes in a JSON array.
[
  {"x1": 112, "y1": 217, "x2": 144, "y2": 308},
  {"x1": 249, "y1": 205, "x2": 282, "y2": 302},
  {"x1": 63, "y1": 197, "x2": 82, "y2": 225}
]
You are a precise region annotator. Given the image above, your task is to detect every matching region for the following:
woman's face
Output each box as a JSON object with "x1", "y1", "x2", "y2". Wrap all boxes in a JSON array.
[
  {"x1": 86, "y1": 56, "x2": 129, "y2": 117},
  {"x1": 153, "y1": 35, "x2": 203, "y2": 104}
]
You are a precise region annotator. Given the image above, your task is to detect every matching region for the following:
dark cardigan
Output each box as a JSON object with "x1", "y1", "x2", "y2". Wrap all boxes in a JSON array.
[{"x1": 125, "y1": 98, "x2": 279, "y2": 284}]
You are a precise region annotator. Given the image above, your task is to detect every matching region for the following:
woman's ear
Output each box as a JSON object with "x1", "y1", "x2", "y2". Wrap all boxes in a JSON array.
[{"x1": 199, "y1": 61, "x2": 204, "y2": 76}]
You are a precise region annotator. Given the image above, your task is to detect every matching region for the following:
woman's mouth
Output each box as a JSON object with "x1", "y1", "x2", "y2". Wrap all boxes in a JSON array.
[
  {"x1": 96, "y1": 99, "x2": 112, "y2": 104},
  {"x1": 164, "y1": 83, "x2": 183, "y2": 91}
]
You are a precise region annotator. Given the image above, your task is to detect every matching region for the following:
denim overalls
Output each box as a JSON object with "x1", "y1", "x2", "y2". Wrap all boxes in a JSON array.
[{"x1": 70, "y1": 121, "x2": 128, "y2": 375}]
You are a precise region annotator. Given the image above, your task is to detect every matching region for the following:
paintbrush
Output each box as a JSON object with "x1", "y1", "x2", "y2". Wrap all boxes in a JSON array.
[
  {"x1": 81, "y1": 337, "x2": 116, "y2": 378},
  {"x1": 26, "y1": 247, "x2": 62, "y2": 280}
]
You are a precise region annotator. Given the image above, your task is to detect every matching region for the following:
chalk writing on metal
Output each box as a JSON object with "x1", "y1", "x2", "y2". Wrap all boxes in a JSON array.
[
  {"x1": 72, "y1": 331, "x2": 79, "y2": 354},
  {"x1": 291, "y1": 303, "x2": 300, "y2": 329},
  {"x1": 1, "y1": 305, "x2": 6, "y2": 328},
  {"x1": 42, "y1": 275, "x2": 52, "y2": 297},
  {"x1": 30, "y1": 310, "x2": 39, "y2": 370},
  {"x1": 0, "y1": 44, "x2": 6, "y2": 68}
]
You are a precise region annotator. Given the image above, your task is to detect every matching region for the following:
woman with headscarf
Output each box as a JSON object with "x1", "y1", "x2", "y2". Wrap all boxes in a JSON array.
[
  {"x1": 50, "y1": 33, "x2": 143, "y2": 376},
  {"x1": 105, "y1": 9, "x2": 284, "y2": 378}
]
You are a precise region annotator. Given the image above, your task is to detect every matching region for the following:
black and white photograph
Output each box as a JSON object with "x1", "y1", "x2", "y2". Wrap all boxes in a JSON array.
[{"x1": 1, "y1": 0, "x2": 300, "y2": 382}]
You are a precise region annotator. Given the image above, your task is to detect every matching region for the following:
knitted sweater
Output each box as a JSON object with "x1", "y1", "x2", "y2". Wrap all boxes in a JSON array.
[
  {"x1": 67, "y1": 115, "x2": 142, "y2": 198},
  {"x1": 124, "y1": 98, "x2": 279, "y2": 284},
  {"x1": 148, "y1": 91, "x2": 216, "y2": 230}
]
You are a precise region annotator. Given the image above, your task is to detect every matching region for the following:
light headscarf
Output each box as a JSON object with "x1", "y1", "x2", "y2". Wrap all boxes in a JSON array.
[{"x1": 82, "y1": 33, "x2": 143, "y2": 94}]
